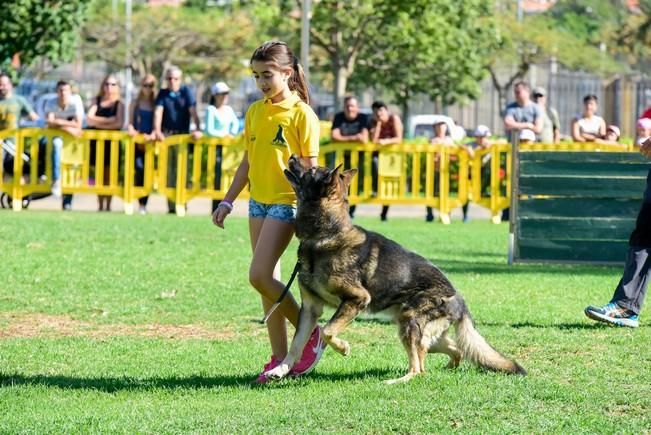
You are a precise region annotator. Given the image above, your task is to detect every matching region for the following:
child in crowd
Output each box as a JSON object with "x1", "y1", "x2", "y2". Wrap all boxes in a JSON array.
[
  {"x1": 127, "y1": 74, "x2": 157, "y2": 214},
  {"x1": 636, "y1": 118, "x2": 651, "y2": 146},
  {"x1": 211, "y1": 41, "x2": 324, "y2": 384}
]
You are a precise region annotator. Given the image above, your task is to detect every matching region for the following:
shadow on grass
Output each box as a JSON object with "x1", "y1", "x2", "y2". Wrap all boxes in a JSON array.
[
  {"x1": 432, "y1": 259, "x2": 619, "y2": 276},
  {"x1": 478, "y1": 320, "x2": 621, "y2": 330},
  {"x1": 0, "y1": 368, "x2": 398, "y2": 392}
]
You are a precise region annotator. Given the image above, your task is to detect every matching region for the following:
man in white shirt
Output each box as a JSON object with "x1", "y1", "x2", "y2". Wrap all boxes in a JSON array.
[{"x1": 44, "y1": 80, "x2": 84, "y2": 209}]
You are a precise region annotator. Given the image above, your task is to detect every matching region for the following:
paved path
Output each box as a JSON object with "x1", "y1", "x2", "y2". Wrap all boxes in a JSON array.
[{"x1": 18, "y1": 193, "x2": 494, "y2": 221}]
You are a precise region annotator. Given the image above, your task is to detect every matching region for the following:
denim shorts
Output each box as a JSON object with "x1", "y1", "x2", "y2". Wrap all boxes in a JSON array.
[{"x1": 248, "y1": 198, "x2": 296, "y2": 223}]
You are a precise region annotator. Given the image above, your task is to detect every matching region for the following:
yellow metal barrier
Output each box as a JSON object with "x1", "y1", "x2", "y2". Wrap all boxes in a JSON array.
[{"x1": 0, "y1": 128, "x2": 638, "y2": 221}]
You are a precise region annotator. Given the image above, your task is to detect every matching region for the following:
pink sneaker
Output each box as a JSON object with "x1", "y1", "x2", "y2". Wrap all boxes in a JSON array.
[
  {"x1": 255, "y1": 356, "x2": 281, "y2": 384},
  {"x1": 289, "y1": 326, "x2": 326, "y2": 377}
]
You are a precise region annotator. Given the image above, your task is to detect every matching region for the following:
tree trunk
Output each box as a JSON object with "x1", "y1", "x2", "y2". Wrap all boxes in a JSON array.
[{"x1": 333, "y1": 64, "x2": 348, "y2": 112}]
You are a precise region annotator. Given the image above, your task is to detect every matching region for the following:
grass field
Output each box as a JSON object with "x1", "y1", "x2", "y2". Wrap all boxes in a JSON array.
[{"x1": 0, "y1": 211, "x2": 649, "y2": 433}]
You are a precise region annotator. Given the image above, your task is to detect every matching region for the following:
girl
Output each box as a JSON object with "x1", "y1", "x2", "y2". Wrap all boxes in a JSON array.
[
  {"x1": 212, "y1": 41, "x2": 323, "y2": 383},
  {"x1": 127, "y1": 74, "x2": 157, "y2": 214},
  {"x1": 87, "y1": 74, "x2": 125, "y2": 212}
]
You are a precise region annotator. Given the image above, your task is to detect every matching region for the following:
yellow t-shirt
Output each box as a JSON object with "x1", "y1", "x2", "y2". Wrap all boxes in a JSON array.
[{"x1": 245, "y1": 92, "x2": 320, "y2": 205}]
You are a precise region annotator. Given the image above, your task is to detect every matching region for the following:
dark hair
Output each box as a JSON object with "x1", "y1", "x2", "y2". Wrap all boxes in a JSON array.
[
  {"x1": 371, "y1": 101, "x2": 387, "y2": 111},
  {"x1": 343, "y1": 95, "x2": 358, "y2": 105},
  {"x1": 250, "y1": 40, "x2": 309, "y2": 104},
  {"x1": 56, "y1": 80, "x2": 70, "y2": 89},
  {"x1": 583, "y1": 94, "x2": 598, "y2": 104},
  {"x1": 514, "y1": 80, "x2": 530, "y2": 90}
]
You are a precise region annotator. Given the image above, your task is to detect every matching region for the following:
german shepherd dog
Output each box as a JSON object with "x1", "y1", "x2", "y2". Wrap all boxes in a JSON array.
[{"x1": 264, "y1": 156, "x2": 526, "y2": 384}]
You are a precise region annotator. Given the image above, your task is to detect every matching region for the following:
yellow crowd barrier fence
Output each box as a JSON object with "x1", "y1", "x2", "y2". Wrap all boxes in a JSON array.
[{"x1": 0, "y1": 128, "x2": 637, "y2": 222}]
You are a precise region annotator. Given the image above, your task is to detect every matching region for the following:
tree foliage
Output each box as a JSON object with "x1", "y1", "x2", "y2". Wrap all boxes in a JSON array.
[
  {"x1": 351, "y1": 0, "x2": 497, "y2": 117},
  {"x1": 82, "y1": 2, "x2": 259, "y2": 84},
  {"x1": 0, "y1": 0, "x2": 90, "y2": 78},
  {"x1": 616, "y1": 0, "x2": 651, "y2": 68}
]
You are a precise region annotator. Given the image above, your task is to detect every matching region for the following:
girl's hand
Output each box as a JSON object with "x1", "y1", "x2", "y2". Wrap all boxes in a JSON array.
[{"x1": 212, "y1": 204, "x2": 231, "y2": 228}]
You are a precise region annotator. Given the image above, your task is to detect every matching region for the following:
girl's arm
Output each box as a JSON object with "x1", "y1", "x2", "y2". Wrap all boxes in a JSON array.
[
  {"x1": 301, "y1": 156, "x2": 318, "y2": 168},
  {"x1": 212, "y1": 152, "x2": 250, "y2": 228},
  {"x1": 571, "y1": 119, "x2": 585, "y2": 142}
]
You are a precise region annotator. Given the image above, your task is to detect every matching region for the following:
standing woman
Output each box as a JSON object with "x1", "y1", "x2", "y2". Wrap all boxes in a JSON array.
[
  {"x1": 127, "y1": 74, "x2": 157, "y2": 214},
  {"x1": 87, "y1": 74, "x2": 125, "y2": 212},
  {"x1": 212, "y1": 41, "x2": 323, "y2": 383},
  {"x1": 204, "y1": 81, "x2": 239, "y2": 213}
]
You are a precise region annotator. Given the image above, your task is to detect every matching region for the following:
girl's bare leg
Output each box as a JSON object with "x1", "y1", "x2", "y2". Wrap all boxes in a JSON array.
[{"x1": 249, "y1": 217, "x2": 300, "y2": 360}]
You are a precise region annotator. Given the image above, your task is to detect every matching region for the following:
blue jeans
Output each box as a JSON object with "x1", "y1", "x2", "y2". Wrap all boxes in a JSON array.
[
  {"x1": 248, "y1": 198, "x2": 296, "y2": 223},
  {"x1": 52, "y1": 136, "x2": 63, "y2": 182}
]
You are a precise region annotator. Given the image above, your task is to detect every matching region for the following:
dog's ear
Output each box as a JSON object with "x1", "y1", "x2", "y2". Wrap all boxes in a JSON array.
[
  {"x1": 326, "y1": 164, "x2": 343, "y2": 184},
  {"x1": 284, "y1": 169, "x2": 300, "y2": 190},
  {"x1": 340, "y1": 169, "x2": 358, "y2": 188}
]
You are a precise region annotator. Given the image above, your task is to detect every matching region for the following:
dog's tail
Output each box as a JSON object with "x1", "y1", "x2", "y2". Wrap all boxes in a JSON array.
[{"x1": 455, "y1": 311, "x2": 526, "y2": 375}]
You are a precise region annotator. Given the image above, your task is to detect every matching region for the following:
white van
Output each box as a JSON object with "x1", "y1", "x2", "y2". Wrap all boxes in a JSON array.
[{"x1": 407, "y1": 114, "x2": 466, "y2": 141}]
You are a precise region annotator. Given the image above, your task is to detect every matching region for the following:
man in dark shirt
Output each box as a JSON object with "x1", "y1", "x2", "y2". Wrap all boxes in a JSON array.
[
  {"x1": 152, "y1": 66, "x2": 202, "y2": 213},
  {"x1": 331, "y1": 96, "x2": 370, "y2": 217}
]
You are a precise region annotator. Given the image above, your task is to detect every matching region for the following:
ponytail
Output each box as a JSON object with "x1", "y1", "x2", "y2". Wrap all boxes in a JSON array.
[{"x1": 289, "y1": 57, "x2": 310, "y2": 105}]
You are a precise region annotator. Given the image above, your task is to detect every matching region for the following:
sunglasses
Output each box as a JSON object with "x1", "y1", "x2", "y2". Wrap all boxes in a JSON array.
[
  {"x1": 166, "y1": 76, "x2": 180, "y2": 81},
  {"x1": 142, "y1": 83, "x2": 155, "y2": 88},
  {"x1": 104, "y1": 82, "x2": 118, "y2": 87}
]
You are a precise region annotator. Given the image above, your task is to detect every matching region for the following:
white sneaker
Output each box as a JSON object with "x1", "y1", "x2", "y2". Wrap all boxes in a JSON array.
[
  {"x1": 51, "y1": 180, "x2": 62, "y2": 198},
  {"x1": 139, "y1": 205, "x2": 147, "y2": 215}
]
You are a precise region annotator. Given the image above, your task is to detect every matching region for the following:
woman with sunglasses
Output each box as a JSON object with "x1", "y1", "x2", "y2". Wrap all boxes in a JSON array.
[
  {"x1": 128, "y1": 74, "x2": 157, "y2": 214},
  {"x1": 87, "y1": 74, "x2": 125, "y2": 212}
]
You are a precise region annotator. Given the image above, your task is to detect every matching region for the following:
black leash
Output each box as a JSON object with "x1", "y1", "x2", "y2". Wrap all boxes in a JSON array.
[{"x1": 261, "y1": 261, "x2": 301, "y2": 324}]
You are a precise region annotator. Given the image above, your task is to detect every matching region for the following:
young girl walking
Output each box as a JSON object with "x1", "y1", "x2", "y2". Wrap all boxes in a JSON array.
[{"x1": 212, "y1": 41, "x2": 324, "y2": 383}]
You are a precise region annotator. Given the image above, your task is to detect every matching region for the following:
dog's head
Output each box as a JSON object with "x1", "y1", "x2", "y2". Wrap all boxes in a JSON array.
[{"x1": 284, "y1": 155, "x2": 357, "y2": 205}]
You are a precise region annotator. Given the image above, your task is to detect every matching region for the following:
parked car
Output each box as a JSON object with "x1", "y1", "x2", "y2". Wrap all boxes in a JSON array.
[{"x1": 407, "y1": 114, "x2": 466, "y2": 142}]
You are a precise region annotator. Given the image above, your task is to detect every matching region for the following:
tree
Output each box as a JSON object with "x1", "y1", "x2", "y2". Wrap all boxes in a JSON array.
[
  {"x1": 486, "y1": 10, "x2": 623, "y2": 116},
  {"x1": 82, "y1": 3, "x2": 258, "y2": 85},
  {"x1": 351, "y1": 0, "x2": 497, "y2": 120},
  {"x1": 0, "y1": 0, "x2": 90, "y2": 78},
  {"x1": 616, "y1": 0, "x2": 651, "y2": 68}
]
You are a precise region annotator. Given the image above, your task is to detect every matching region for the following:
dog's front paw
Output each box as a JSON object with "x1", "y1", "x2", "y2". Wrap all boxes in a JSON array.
[
  {"x1": 264, "y1": 363, "x2": 291, "y2": 380},
  {"x1": 329, "y1": 339, "x2": 350, "y2": 356}
]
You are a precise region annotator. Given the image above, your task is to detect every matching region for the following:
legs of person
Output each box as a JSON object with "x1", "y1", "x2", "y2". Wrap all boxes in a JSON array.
[
  {"x1": 167, "y1": 145, "x2": 178, "y2": 213},
  {"x1": 135, "y1": 150, "x2": 148, "y2": 209},
  {"x1": 249, "y1": 216, "x2": 299, "y2": 360},
  {"x1": 610, "y1": 246, "x2": 650, "y2": 314},
  {"x1": 52, "y1": 137, "x2": 62, "y2": 183}
]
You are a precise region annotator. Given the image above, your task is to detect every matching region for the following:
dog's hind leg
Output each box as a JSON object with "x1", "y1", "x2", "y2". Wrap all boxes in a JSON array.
[
  {"x1": 429, "y1": 331, "x2": 462, "y2": 369},
  {"x1": 385, "y1": 316, "x2": 427, "y2": 384}
]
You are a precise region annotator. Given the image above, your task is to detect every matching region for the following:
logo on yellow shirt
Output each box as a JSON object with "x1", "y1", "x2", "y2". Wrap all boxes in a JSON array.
[{"x1": 271, "y1": 125, "x2": 287, "y2": 147}]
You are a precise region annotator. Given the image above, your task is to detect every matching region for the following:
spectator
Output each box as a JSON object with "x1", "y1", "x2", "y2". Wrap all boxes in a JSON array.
[
  {"x1": 152, "y1": 66, "x2": 202, "y2": 213},
  {"x1": 87, "y1": 74, "x2": 125, "y2": 212},
  {"x1": 584, "y1": 137, "x2": 651, "y2": 328},
  {"x1": 127, "y1": 74, "x2": 157, "y2": 215},
  {"x1": 0, "y1": 72, "x2": 39, "y2": 182},
  {"x1": 532, "y1": 86, "x2": 560, "y2": 144},
  {"x1": 370, "y1": 100, "x2": 403, "y2": 221},
  {"x1": 572, "y1": 94, "x2": 606, "y2": 142},
  {"x1": 636, "y1": 118, "x2": 651, "y2": 146},
  {"x1": 504, "y1": 80, "x2": 543, "y2": 144},
  {"x1": 596, "y1": 125, "x2": 622, "y2": 146},
  {"x1": 426, "y1": 121, "x2": 454, "y2": 222},
  {"x1": 519, "y1": 128, "x2": 536, "y2": 144},
  {"x1": 330, "y1": 95, "x2": 370, "y2": 218},
  {"x1": 461, "y1": 125, "x2": 493, "y2": 222},
  {"x1": 204, "y1": 81, "x2": 239, "y2": 213},
  {"x1": 44, "y1": 80, "x2": 84, "y2": 210}
]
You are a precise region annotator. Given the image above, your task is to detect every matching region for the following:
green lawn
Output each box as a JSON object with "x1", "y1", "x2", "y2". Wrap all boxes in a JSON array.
[{"x1": 0, "y1": 211, "x2": 649, "y2": 433}]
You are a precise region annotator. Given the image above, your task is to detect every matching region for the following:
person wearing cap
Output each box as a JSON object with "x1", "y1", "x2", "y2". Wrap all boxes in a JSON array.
[
  {"x1": 519, "y1": 128, "x2": 536, "y2": 144},
  {"x1": 595, "y1": 124, "x2": 624, "y2": 146},
  {"x1": 532, "y1": 86, "x2": 560, "y2": 144},
  {"x1": 636, "y1": 118, "x2": 651, "y2": 146},
  {"x1": 503, "y1": 80, "x2": 543, "y2": 144},
  {"x1": 461, "y1": 125, "x2": 493, "y2": 222},
  {"x1": 572, "y1": 94, "x2": 606, "y2": 142},
  {"x1": 204, "y1": 81, "x2": 240, "y2": 212}
]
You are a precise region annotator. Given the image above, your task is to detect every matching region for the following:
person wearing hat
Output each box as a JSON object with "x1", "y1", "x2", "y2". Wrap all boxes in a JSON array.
[
  {"x1": 532, "y1": 86, "x2": 560, "y2": 144},
  {"x1": 636, "y1": 118, "x2": 651, "y2": 146},
  {"x1": 204, "y1": 81, "x2": 239, "y2": 212},
  {"x1": 461, "y1": 125, "x2": 493, "y2": 222}
]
